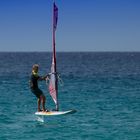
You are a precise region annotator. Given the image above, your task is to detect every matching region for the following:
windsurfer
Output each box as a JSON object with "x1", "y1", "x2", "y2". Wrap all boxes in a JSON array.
[{"x1": 29, "y1": 64, "x2": 49, "y2": 112}]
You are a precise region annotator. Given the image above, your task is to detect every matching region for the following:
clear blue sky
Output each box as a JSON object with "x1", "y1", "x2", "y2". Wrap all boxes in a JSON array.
[{"x1": 0, "y1": 0, "x2": 140, "y2": 52}]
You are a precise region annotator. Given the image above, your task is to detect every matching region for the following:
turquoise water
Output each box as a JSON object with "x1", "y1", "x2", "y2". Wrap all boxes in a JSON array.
[{"x1": 0, "y1": 52, "x2": 140, "y2": 140}]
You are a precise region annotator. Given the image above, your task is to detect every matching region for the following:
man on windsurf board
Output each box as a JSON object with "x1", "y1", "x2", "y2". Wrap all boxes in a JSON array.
[{"x1": 29, "y1": 64, "x2": 49, "y2": 112}]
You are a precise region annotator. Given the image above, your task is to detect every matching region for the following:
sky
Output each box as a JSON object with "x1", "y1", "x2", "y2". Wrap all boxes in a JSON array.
[{"x1": 0, "y1": 0, "x2": 140, "y2": 52}]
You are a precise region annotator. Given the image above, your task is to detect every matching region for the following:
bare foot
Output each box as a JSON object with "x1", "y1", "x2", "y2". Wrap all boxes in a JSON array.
[{"x1": 42, "y1": 109, "x2": 49, "y2": 112}]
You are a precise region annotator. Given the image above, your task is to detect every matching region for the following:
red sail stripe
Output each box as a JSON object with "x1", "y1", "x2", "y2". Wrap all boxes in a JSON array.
[{"x1": 49, "y1": 81, "x2": 57, "y2": 103}]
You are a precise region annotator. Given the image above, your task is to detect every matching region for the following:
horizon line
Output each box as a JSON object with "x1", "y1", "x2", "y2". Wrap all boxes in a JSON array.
[{"x1": 1, "y1": 51, "x2": 140, "y2": 53}]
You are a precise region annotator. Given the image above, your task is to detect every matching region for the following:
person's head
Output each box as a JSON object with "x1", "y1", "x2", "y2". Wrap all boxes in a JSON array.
[{"x1": 32, "y1": 64, "x2": 39, "y2": 73}]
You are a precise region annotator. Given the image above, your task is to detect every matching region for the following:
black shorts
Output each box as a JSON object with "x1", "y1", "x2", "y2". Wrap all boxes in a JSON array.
[{"x1": 31, "y1": 88, "x2": 44, "y2": 98}]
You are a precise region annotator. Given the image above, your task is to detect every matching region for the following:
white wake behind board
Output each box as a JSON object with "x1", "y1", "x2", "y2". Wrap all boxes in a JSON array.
[{"x1": 35, "y1": 110, "x2": 76, "y2": 116}]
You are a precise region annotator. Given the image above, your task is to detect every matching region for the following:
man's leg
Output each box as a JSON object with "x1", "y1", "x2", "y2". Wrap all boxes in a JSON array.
[
  {"x1": 37, "y1": 98, "x2": 41, "y2": 112},
  {"x1": 41, "y1": 95, "x2": 46, "y2": 111}
]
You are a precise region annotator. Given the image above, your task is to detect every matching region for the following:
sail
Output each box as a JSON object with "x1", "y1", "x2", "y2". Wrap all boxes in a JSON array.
[{"x1": 49, "y1": 2, "x2": 59, "y2": 110}]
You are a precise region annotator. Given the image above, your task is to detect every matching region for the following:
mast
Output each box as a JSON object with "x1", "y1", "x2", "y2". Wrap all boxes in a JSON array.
[
  {"x1": 52, "y1": 2, "x2": 57, "y2": 73},
  {"x1": 49, "y1": 2, "x2": 59, "y2": 111},
  {"x1": 52, "y1": 2, "x2": 58, "y2": 110}
]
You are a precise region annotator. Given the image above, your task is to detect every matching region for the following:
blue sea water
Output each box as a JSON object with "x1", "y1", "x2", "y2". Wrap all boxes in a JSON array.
[{"x1": 0, "y1": 52, "x2": 140, "y2": 140}]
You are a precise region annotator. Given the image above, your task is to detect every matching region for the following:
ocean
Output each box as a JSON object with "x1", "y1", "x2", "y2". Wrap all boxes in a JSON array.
[{"x1": 0, "y1": 52, "x2": 139, "y2": 140}]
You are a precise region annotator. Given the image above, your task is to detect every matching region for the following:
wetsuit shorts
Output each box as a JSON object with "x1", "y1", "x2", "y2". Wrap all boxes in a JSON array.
[{"x1": 31, "y1": 88, "x2": 44, "y2": 98}]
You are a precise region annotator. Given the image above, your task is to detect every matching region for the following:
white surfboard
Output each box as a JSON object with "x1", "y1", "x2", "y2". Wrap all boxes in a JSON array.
[{"x1": 35, "y1": 110, "x2": 76, "y2": 116}]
